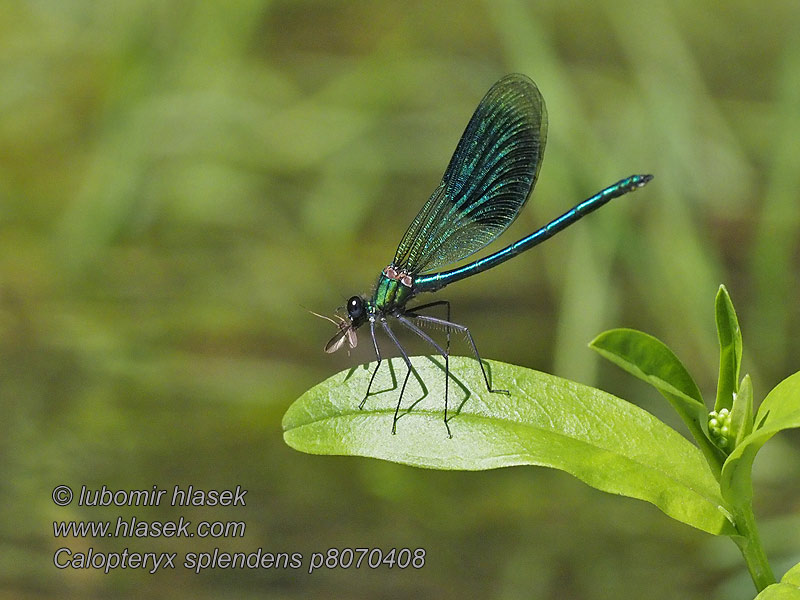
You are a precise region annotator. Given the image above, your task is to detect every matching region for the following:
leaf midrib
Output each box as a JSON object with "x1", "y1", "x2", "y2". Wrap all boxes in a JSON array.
[{"x1": 287, "y1": 405, "x2": 725, "y2": 511}]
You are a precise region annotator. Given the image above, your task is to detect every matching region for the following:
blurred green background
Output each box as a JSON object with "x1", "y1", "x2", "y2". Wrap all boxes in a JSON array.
[{"x1": 2, "y1": 0, "x2": 799, "y2": 598}]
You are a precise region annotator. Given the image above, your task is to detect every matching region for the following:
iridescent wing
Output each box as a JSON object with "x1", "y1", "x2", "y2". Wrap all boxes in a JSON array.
[{"x1": 393, "y1": 74, "x2": 547, "y2": 275}]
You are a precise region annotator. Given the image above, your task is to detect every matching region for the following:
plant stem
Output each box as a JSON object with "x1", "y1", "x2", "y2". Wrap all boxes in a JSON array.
[{"x1": 732, "y1": 501, "x2": 775, "y2": 591}]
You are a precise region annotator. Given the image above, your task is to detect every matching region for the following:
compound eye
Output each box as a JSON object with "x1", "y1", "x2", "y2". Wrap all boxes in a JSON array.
[{"x1": 347, "y1": 296, "x2": 364, "y2": 319}]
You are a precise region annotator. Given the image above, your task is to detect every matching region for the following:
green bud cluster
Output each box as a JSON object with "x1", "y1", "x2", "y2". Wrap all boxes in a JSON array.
[{"x1": 708, "y1": 408, "x2": 732, "y2": 449}]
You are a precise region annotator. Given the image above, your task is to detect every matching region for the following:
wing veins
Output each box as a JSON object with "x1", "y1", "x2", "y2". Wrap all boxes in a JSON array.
[{"x1": 392, "y1": 74, "x2": 547, "y2": 275}]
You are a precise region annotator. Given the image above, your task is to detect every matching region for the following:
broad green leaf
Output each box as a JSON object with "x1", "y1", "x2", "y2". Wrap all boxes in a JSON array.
[
  {"x1": 731, "y1": 374, "x2": 754, "y2": 448},
  {"x1": 715, "y1": 285, "x2": 743, "y2": 412},
  {"x1": 590, "y1": 328, "x2": 725, "y2": 476},
  {"x1": 284, "y1": 356, "x2": 734, "y2": 535},
  {"x1": 721, "y1": 371, "x2": 800, "y2": 504}
]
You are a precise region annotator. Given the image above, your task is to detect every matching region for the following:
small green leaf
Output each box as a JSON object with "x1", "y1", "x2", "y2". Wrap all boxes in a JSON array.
[
  {"x1": 783, "y1": 563, "x2": 800, "y2": 587},
  {"x1": 284, "y1": 356, "x2": 734, "y2": 535},
  {"x1": 752, "y1": 565, "x2": 800, "y2": 600},
  {"x1": 590, "y1": 328, "x2": 725, "y2": 476},
  {"x1": 751, "y1": 562, "x2": 800, "y2": 599},
  {"x1": 754, "y1": 583, "x2": 800, "y2": 599},
  {"x1": 715, "y1": 285, "x2": 743, "y2": 412},
  {"x1": 731, "y1": 374, "x2": 754, "y2": 448},
  {"x1": 721, "y1": 370, "x2": 800, "y2": 505},
  {"x1": 591, "y1": 328, "x2": 704, "y2": 404}
]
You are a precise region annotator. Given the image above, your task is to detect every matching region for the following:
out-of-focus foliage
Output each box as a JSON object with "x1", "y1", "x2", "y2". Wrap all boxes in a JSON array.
[{"x1": 1, "y1": 1, "x2": 798, "y2": 598}]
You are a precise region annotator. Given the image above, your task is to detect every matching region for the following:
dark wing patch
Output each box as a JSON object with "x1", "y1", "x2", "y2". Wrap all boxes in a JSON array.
[{"x1": 393, "y1": 74, "x2": 547, "y2": 274}]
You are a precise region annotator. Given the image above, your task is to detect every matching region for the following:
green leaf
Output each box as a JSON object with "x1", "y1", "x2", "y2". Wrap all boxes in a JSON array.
[
  {"x1": 715, "y1": 285, "x2": 743, "y2": 412},
  {"x1": 721, "y1": 370, "x2": 800, "y2": 505},
  {"x1": 783, "y1": 563, "x2": 800, "y2": 587},
  {"x1": 754, "y1": 583, "x2": 800, "y2": 600},
  {"x1": 754, "y1": 562, "x2": 800, "y2": 600},
  {"x1": 284, "y1": 356, "x2": 734, "y2": 535},
  {"x1": 590, "y1": 328, "x2": 725, "y2": 476},
  {"x1": 590, "y1": 328, "x2": 704, "y2": 404},
  {"x1": 731, "y1": 374, "x2": 754, "y2": 448}
]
